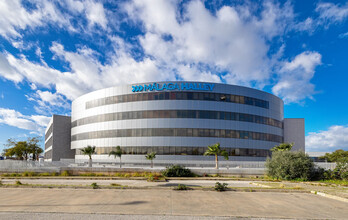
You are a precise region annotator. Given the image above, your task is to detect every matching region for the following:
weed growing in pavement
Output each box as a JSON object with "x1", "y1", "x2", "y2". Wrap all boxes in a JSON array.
[
  {"x1": 214, "y1": 182, "x2": 228, "y2": 191},
  {"x1": 91, "y1": 182, "x2": 99, "y2": 189},
  {"x1": 174, "y1": 184, "x2": 190, "y2": 190},
  {"x1": 15, "y1": 180, "x2": 22, "y2": 185}
]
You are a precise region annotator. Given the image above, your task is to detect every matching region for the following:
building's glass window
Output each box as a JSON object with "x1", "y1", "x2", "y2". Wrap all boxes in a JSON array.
[
  {"x1": 76, "y1": 146, "x2": 271, "y2": 157},
  {"x1": 45, "y1": 136, "x2": 53, "y2": 150},
  {"x1": 72, "y1": 110, "x2": 283, "y2": 129},
  {"x1": 44, "y1": 149, "x2": 52, "y2": 159},
  {"x1": 85, "y1": 91, "x2": 269, "y2": 109},
  {"x1": 45, "y1": 124, "x2": 53, "y2": 140},
  {"x1": 71, "y1": 128, "x2": 283, "y2": 143}
]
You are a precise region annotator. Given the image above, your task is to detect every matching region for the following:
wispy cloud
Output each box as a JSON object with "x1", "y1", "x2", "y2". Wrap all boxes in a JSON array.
[
  {"x1": 306, "y1": 125, "x2": 348, "y2": 152},
  {"x1": 0, "y1": 0, "x2": 345, "y2": 108},
  {"x1": 0, "y1": 108, "x2": 51, "y2": 133}
]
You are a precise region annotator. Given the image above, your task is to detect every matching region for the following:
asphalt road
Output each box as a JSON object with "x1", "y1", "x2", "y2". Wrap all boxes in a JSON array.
[{"x1": 0, "y1": 188, "x2": 347, "y2": 219}]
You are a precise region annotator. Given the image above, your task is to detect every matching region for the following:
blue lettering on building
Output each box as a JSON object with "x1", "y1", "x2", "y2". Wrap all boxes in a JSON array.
[{"x1": 132, "y1": 82, "x2": 215, "y2": 92}]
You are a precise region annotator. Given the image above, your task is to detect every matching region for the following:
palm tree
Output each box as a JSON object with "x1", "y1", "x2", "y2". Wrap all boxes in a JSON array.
[
  {"x1": 204, "y1": 143, "x2": 229, "y2": 169},
  {"x1": 109, "y1": 146, "x2": 122, "y2": 168},
  {"x1": 145, "y1": 152, "x2": 156, "y2": 168},
  {"x1": 271, "y1": 143, "x2": 293, "y2": 152},
  {"x1": 81, "y1": 145, "x2": 96, "y2": 167}
]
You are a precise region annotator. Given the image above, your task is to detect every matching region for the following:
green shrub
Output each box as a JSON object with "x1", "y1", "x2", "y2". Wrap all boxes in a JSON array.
[
  {"x1": 174, "y1": 184, "x2": 188, "y2": 190},
  {"x1": 15, "y1": 180, "x2": 22, "y2": 185},
  {"x1": 310, "y1": 167, "x2": 325, "y2": 181},
  {"x1": 161, "y1": 165, "x2": 194, "y2": 177},
  {"x1": 91, "y1": 182, "x2": 99, "y2": 189},
  {"x1": 214, "y1": 182, "x2": 228, "y2": 191},
  {"x1": 22, "y1": 171, "x2": 37, "y2": 177},
  {"x1": 266, "y1": 151, "x2": 316, "y2": 181},
  {"x1": 333, "y1": 160, "x2": 348, "y2": 180},
  {"x1": 146, "y1": 173, "x2": 163, "y2": 182},
  {"x1": 60, "y1": 171, "x2": 71, "y2": 176}
]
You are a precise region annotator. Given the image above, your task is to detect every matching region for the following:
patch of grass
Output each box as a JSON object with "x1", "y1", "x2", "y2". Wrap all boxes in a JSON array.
[
  {"x1": 110, "y1": 183, "x2": 121, "y2": 187},
  {"x1": 22, "y1": 171, "x2": 38, "y2": 177},
  {"x1": 293, "y1": 185, "x2": 303, "y2": 190},
  {"x1": 39, "y1": 172, "x2": 52, "y2": 176},
  {"x1": 15, "y1": 180, "x2": 22, "y2": 185},
  {"x1": 317, "y1": 179, "x2": 348, "y2": 186},
  {"x1": 91, "y1": 182, "x2": 99, "y2": 189},
  {"x1": 174, "y1": 184, "x2": 189, "y2": 190},
  {"x1": 146, "y1": 173, "x2": 165, "y2": 182},
  {"x1": 81, "y1": 173, "x2": 97, "y2": 176},
  {"x1": 214, "y1": 182, "x2": 228, "y2": 191},
  {"x1": 60, "y1": 171, "x2": 71, "y2": 176}
]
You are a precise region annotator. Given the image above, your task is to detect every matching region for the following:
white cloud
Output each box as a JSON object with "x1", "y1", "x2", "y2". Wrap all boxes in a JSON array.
[
  {"x1": 339, "y1": 32, "x2": 348, "y2": 38},
  {"x1": 85, "y1": 0, "x2": 108, "y2": 29},
  {"x1": 128, "y1": 0, "x2": 292, "y2": 87},
  {"x1": 0, "y1": 108, "x2": 50, "y2": 133},
  {"x1": 0, "y1": 0, "x2": 326, "y2": 107},
  {"x1": 306, "y1": 125, "x2": 348, "y2": 152},
  {"x1": 272, "y1": 51, "x2": 322, "y2": 103},
  {"x1": 0, "y1": 0, "x2": 109, "y2": 42},
  {"x1": 316, "y1": 2, "x2": 348, "y2": 25},
  {"x1": 64, "y1": 0, "x2": 108, "y2": 29},
  {"x1": 296, "y1": 2, "x2": 348, "y2": 32},
  {"x1": 0, "y1": 0, "x2": 71, "y2": 40},
  {"x1": 26, "y1": 90, "x2": 70, "y2": 115},
  {"x1": 0, "y1": 37, "x2": 173, "y2": 103},
  {"x1": 0, "y1": 53, "x2": 24, "y2": 82}
]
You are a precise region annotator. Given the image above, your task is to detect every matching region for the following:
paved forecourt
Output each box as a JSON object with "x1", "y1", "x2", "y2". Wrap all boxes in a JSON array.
[
  {"x1": 0, "y1": 178, "x2": 264, "y2": 188},
  {"x1": 0, "y1": 188, "x2": 347, "y2": 219}
]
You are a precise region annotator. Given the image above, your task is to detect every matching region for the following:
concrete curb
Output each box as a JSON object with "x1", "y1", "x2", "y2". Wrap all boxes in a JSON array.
[
  {"x1": 311, "y1": 190, "x2": 348, "y2": 203},
  {"x1": 250, "y1": 182, "x2": 271, "y2": 188}
]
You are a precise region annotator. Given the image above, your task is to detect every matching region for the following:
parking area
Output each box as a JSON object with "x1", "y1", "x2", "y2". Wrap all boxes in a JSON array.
[
  {"x1": 0, "y1": 188, "x2": 347, "y2": 219},
  {"x1": 0, "y1": 178, "x2": 264, "y2": 188}
]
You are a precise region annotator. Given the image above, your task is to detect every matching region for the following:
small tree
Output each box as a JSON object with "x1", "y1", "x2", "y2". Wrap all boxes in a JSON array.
[
  {"x1": 204, "y1": 143, "x2": 229, "y2": 169},
  {"x1": 109, "y1": 146, "x2": 122, "y2": 168},
  {"x1": 320, "y1": 149, "x2": 348, "y2": 162},
  {"x1": 271, "y1": 143, "x2": 293, "y2": 152},
  {"x1": 3, "y1": 137, "x2": 43, "y2": 160},
  {"x1": 266, "y1": 151, "x2": 315, "y2": 180},
  {"x1": 145, "y1": 152, "x2": 156, "y2": 168},
  {"x1": 81, "y1": 145, "x2": 96, "y2": 167}
]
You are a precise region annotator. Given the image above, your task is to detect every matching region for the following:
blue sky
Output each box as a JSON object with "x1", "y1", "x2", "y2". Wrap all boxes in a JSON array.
[{"x1": 0, "y1": 0, "x2": 347, "y2": 152}]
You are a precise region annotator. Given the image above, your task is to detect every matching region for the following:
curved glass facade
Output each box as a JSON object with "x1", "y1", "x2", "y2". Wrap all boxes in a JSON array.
[
  {"x1": 71, "y1": 110, "x2": 283, "y2": 128},
  {"x1": 71, "y1": 81, "x2": 284, "y2": 160},
  {"x1": 72, "y1": 128, "x2": 283, "y2": 143},
  {"x1": 76, "y1": 146, "x2": 271, "y2": 157},
  {"x1": 86, "y1": 91, "x2": 269, "y2": 109}
]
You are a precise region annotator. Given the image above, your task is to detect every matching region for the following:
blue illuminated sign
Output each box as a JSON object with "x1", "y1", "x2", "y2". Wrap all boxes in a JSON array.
[{"x1": 132, "y1": 82, "x2": 215, "y2": 92}]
